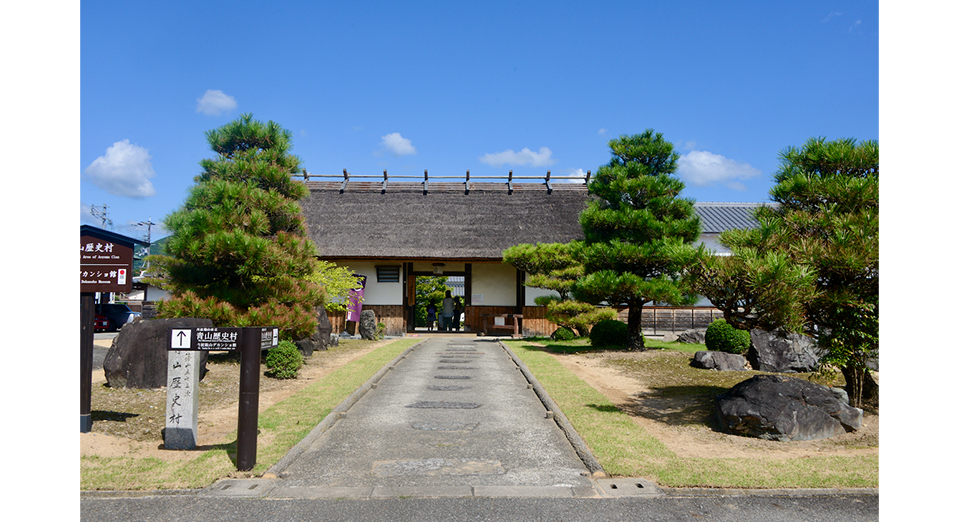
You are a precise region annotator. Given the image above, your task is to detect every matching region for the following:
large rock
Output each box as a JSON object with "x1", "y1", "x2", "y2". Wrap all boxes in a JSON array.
[
  {"x1": 294, "y1": 307, "x2": 334, "y2": 357},
  {"x1": 692, "y1": 351, "x2": 748, "y2": 371},
  {"x1": 676, "y1": 329, "x2": 706, "y2": 344},
  {"x1": 359, "y1": 309, "x2": 377, "y2": 340},
  {"x1": 716, "y1": 375, "x2": 863, "y2": 441},
  {"x1": 748, "y1": 329, "x2": 825, "y2": 373},
  {"x1": 104, "y1": 317, "x2": 212, "y2": 389}
]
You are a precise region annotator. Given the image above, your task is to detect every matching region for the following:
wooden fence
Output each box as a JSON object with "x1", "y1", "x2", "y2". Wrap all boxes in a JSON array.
[{"x1": 123, "y1": 301, "x2": 721, "y2": 339}]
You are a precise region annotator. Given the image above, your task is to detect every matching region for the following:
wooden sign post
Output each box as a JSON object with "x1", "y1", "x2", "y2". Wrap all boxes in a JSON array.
[{"x1": 80, "y1": 226, "x2": 138, "y2": 433}]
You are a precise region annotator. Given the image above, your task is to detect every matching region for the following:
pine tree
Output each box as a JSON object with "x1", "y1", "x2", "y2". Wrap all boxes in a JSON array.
[
  {"x1": 502, "y1": 242, "x2": 615, "y2": 337},
  {"x1": 572, "y1": 130, "x2": 702, "y2": 350},
  {"x1": 147, "y1": 114, "x2": 323, "y2": 340},
  {"x1": 692, "y1": 137, "x2": 879, "y2": 406}
]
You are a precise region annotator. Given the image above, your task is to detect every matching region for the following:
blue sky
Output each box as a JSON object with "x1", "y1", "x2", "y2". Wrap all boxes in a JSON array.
[{"x1": 77, "y1": 1, "x2": 879, "y2": 241}]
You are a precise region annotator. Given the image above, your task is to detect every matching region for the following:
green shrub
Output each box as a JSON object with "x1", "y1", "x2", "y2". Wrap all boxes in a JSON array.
[
  {"x1": 589, "y1": 319, "x2": 630, "y2": 347},
  {"x1": 551, "y1": 326, "x2": 577, "y2": 341},
  {"x1": 375, "y1": 322, "x2": 386, "y2": 340},
  {"x1": 265, "y1": 340, "x2": 304, "y2": 379},
  {"x1": 704, "y1": 318, "x2": 751, "y2": 354}
]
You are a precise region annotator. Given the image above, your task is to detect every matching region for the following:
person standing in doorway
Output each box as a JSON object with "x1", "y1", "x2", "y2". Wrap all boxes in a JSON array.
[
  {"x1": 452, "y1": 296, "x2": 462, "y2": 332},
  {"x1": 441, "y1": 290, "x2": 455, "y2": 332},
  {"x1": 426, "y1": 301, "x2": 437, "y2": 331}
]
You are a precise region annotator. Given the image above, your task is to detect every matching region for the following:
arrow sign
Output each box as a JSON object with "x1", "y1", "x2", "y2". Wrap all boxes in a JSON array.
[{"x1": 171, "y1": 329, "x2": 192, "y2": 350}]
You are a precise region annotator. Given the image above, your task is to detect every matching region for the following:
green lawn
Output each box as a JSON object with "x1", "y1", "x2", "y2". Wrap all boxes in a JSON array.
[
  {"x1": 81, "y1": 338, "x2": 419, "y2": 490},
  {"x1": 505, "y1": 338, "x2": 878, "y2": 489}
]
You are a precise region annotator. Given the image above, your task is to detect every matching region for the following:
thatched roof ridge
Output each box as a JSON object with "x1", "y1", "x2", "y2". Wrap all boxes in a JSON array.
[
  {"x1": 299, "y1": 181, "x2": 769, "y2": 260},
  {"x1": 301, "y1": 182, "x2": 591, "y2": 260}
]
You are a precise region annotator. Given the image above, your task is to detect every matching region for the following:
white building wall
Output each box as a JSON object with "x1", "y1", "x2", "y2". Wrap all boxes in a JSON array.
[
  {"x1": 471, "y1": 262, "x2": 516, "y2": 306},
  {"x1": 334, "y1": 261, "x2": 403, "y2": 306}
]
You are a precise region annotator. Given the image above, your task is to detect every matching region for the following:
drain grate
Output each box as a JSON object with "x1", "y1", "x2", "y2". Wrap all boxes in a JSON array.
[
  {"x1": 437, "y1": 366, "x2": 478, "y2": 370},
  {"x1": 434, "y1": 375, "x2": 471, "y2": 379},
  {"x1": 406, "y1": 401, "x2": 481, "y2": 409},
  {"x1": 427, "y1": 385, "x2": 470, "y2": 391},
  {"x1": 438, "y1": 359, "x2": 473, "y2": 363},
  {"x1": 412, "y1": 421, "x2": 479, "y2": 431}
]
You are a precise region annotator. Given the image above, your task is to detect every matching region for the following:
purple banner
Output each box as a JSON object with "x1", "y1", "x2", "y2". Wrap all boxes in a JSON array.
[{"x1": 346, "y1": 275, "x2": 367, "y2": 322}]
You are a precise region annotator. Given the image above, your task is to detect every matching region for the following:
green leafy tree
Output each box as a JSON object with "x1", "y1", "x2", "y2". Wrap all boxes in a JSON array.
[
  {"x1": 572, "y1": 131, "x2": 702, "y2": 350},
  {"x1": 147, "y1": 114, "x2": 323, "y2": 340},
  {"x1": 414, "y1": 276, "x2": 452, "y2": 327},
  {"x1": 307, "y1": 261, "x2": 362, "y2": 313},
  {"x1": 502, "y1": 242, "x2": 615, "y2": 336},
  {"x1": 691, "y1": 137, "x2": 879, "y2": 407}
]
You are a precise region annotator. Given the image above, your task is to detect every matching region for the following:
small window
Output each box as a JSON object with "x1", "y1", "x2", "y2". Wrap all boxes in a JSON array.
[{"x1": 376, "y1": 265, "x2": 401, "y2": 283}]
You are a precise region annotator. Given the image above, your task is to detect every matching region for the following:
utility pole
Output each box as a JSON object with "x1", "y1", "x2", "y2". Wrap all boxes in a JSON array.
[
  {"x1": 136, "y1": 217, "x2": 156, "y2": 245},
  {"x1": 90, "y1": 205, "x2": 111, "y2": 228},
  {"x1": 135, "y1": 217, "x2": 157, "y2": 270}
]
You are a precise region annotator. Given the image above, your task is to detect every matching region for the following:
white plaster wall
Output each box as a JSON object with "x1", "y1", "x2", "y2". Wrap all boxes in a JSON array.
[
  {"x1": 471, "y1": 262, "x2": 517, "y2": 306},
  {"x1": 524, "y1": 283, "x2": 561, "y2": 307},
  {"x1": 334, "y1": 261, "x2": 403, "y2": 306}
]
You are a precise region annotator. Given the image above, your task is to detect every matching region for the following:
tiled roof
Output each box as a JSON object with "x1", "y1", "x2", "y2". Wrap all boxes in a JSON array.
[{"x1": 694, "y1": 202, "x2": 772, "y2": 233}]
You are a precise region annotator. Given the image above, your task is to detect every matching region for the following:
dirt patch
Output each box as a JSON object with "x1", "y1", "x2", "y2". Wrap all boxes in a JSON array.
[
  {"x1": 551, "y1": 349, "x2": 879, "y2": 460},
  {"x1": 81, "y1": 339, "x2": 391, "y2": 462}
]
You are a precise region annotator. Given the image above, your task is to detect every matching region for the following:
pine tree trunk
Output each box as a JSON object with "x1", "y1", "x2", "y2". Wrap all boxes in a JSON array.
[
  {"x1": 627, "y1": 303, "x2": 645, "y2": 351},
  {"x1": 841, "y1": 364, "x2": 879, "y2": 409}
]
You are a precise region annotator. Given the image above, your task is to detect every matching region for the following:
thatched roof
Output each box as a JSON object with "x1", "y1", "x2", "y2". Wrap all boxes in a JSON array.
[
  {"x1": 300, "y1": 181, "x2": 591, "y2": 260},
  {"x1": 299, "y1": 179, "x2": 768, "y2": 260}
]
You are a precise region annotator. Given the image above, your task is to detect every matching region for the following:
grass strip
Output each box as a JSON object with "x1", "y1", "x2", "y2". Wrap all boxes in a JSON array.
[
  {"x1": 81, "y1": 338, "x2": 419, "y2": 491},
  {"x1": 506, "y1": 340, "x2": 878, "y2": 489}
]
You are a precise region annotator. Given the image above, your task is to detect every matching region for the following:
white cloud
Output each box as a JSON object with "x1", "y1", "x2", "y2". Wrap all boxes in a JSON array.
[
  {"x1": 555, "y1": 168, "x2": 590, "y2": 184},
  {"x1": 83, "y1": 140, "x2": 157, "y2": 198},
  {"x1": 479, "y1": 147, "x2": 555, "y2": 167},
  {"x1": 196, "y1": 89, "x2": 237, "y2": 116},
  {"x1": 822, "y1": 11, "x2": 843, "y2": 23},
  {"x1": 378, "y1": 132, "x2": 416, "y2": 156},
  {"x1": 677, "y1": 150, "x2": 761, "y2": 189},
  {"x1": 598, "y1": 128, "x2": 608, "y2": 135}
]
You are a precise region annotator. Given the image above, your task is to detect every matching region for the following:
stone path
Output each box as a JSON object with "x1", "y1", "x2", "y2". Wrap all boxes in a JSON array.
[{"x1": 226, "y1": 337, "x2": 606, "y2": 498}]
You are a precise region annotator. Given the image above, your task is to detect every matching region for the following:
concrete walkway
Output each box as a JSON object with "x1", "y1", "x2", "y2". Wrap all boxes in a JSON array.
[{"x1": 209, "y1": 337, "x2": 620, "y2": 499}]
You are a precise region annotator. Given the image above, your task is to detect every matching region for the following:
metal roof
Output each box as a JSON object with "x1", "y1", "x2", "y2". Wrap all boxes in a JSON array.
[{"x1": 693, "y1": 202, "x2": 771, "y2": 234}]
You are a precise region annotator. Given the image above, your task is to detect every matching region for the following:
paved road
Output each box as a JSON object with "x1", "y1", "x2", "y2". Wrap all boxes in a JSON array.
[
  {"x1": 80, "y1": 336, "x2": 879, "y2": 521},
  {"x1": 80, "y1": 494, "x2": 879, "y2": 521}
]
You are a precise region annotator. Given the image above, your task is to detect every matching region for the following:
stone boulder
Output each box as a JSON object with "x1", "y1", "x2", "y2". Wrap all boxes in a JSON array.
[
  {"x1": 294, "y1": 306, "x2": 334, "y2": 357},
  {"x1": 716, "y1": 375, "x2": 863, "y2": 441},
  {"x1": 748, "y1": 329, "x2": 826, "y2": 373},
  {"x1": 359, "y1": 309, "x2": 377, "y2": 340},
  {"x1": 104, "y1": 317, "x2": 212, "y2": 389},
  {"x1": 692, "y1": 351, "x2": 749, "y2": 371},
  {"x1": 676, "y1": 329, "x2": 706, "y2": 344}
]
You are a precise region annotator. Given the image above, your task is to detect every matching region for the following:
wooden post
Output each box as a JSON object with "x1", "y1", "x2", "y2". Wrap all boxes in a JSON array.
[
  {"x1": 236, "y1": 328, "x2": 262, "y2": 471},
  {"x1": 80, "y1": 293, "x2": 95, "y2": 433}
]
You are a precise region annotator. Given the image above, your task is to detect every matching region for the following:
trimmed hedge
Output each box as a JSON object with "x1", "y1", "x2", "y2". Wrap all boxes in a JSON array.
[
  {"x1": 265, "y1": 340, "x2": 304, "y2": 379},
  {"x1": 704, "y1": 318, "x2": 751, "y2": 354},
  {"x1": 552, "y1": 326, "x2": 577, "y2": 341},
  {"x1": 589, "y1": 319, "x2": 630, "y2": 347}
]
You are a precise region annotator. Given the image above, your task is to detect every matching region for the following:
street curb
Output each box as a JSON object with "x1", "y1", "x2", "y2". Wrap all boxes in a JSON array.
[
  {"x1": 657, "y1": 486, "x2": 879, "y2": 497},
  {"x1": 266, "y1": 339, "x2": 426, "y2": 476},
  {"x1": 499, "y1": 340, "x2": 606, "y2": 477}
]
